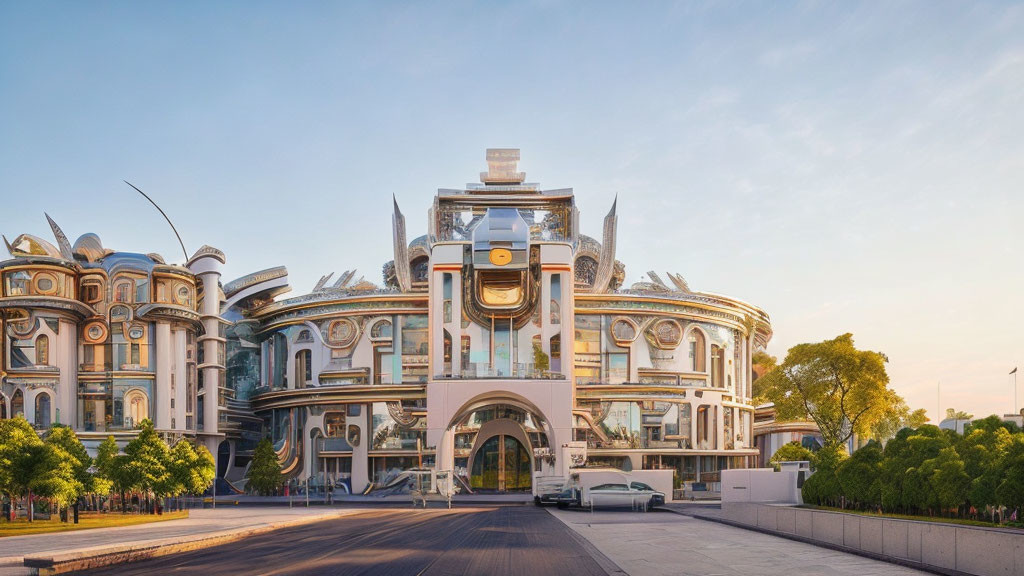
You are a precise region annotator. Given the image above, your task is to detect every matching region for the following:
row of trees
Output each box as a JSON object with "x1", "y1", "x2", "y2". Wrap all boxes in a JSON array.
[
  {"x1": 755, "y1": 333, "x2": 1024, "y2": 522},
  {"x1": 0, "y1": 416, "x2": 215, "y2": 521},
  {"x1": 800, "y1": 416, "x2": 1024, "y2": 522}
]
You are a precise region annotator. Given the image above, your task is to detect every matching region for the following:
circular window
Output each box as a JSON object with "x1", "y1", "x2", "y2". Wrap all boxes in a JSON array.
[
  {"x1": 84, "y1": 321, "x2": 108, "y2": 343},
  {"x1": 610, "y1": 318, "x2": 638, "y2": 344},
  {"x1": 127, "y1": 324, "x2": 145, "y2": 340},
  {"x1": 33, "y1": 273, "x2": 59, "y2": 295}
]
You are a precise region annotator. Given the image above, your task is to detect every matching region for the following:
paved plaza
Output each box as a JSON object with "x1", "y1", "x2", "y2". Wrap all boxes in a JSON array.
[{"x1": 549, "y1": 508, "x2": 930, "y2": 576}]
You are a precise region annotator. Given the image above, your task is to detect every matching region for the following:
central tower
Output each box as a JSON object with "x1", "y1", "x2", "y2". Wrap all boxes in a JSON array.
[{"x1": 420, "y1": 149, "x2": 577, "y2": 491}]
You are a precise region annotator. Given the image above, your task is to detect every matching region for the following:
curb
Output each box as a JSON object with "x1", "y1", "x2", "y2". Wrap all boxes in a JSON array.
[{"x1": 22, "y1": 511, "x2": 353, "y2": 575}]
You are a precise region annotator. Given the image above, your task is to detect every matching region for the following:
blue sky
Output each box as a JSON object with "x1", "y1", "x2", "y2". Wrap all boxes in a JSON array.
[{"x1": 2, "y1": 1, "x2": 1023, "y2": 423}]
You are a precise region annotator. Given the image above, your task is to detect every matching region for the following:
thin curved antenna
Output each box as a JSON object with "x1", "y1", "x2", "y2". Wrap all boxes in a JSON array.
[{"x1": 124, "y1": 180, "x2": 188, "y2": 261}]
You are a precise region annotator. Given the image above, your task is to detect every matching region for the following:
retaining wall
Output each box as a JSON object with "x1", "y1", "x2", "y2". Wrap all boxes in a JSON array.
[{"x1": 721, "y1": 502, "x2": 1024, "y2": 576}]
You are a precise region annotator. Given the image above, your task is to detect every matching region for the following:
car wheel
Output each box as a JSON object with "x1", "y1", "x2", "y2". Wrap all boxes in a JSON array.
[{"x1": 556, "y1": 501, "x2": 568, "y2": 509}]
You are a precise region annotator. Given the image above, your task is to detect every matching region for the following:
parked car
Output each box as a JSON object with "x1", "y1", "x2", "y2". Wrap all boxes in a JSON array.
[{"x1": 586, "y1": 482, "x2": 662, "y2": 510}]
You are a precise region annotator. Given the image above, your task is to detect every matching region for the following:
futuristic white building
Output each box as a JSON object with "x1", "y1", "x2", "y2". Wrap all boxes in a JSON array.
[{"x1": 0, "y1": 149, "x2": 771, "y2": 495}]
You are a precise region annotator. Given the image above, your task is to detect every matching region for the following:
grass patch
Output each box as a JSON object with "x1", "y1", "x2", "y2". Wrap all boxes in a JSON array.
[
  {"x1": 802, "y1": 505, "x2": 1018, "y2": 529},
  {"x1": 0, "y1": 510, "x2": 189, "y2": 537}
]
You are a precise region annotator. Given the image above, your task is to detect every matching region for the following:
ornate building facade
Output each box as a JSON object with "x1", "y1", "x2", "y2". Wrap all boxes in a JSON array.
[{"x1": 0, "y1": 149, "x2": 771, "y2": 495}]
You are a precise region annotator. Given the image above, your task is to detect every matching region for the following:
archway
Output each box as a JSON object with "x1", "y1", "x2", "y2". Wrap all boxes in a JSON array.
[
  {"x1": 470, "y1": 434, "x2": 532, "y2": 492},
  {"x1": 449, "y1": 402, "x2": 549, "y2": 494},
  {"x1": 123, "y1": 389, "x2": 148, "y2": 428}
]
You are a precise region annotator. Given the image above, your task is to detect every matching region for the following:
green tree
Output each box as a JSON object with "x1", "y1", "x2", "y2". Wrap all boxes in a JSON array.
[
  {"x1": 168, "y1": 440, "x2": 216, "y2": 498},
  {"x1": 924, "y1": 447, "x2": 970, "y2": 516},
  {"x1": 750, "y1": 351, "x2": 777, "y2": 404},
  {"x1": 996, "y1": 434, "x2": 1024, "y2": 514},
  {"x1": 801, "y1": 444, "x2": 847, "y2": 507},
  {"x1": 191, "y1": 444, "x2": 217, "y2": 496},
  {"x1": 123, "y1": 420, "x2": 170, "y2": 512},
  {"x1": 768, "y1": 441, "x2": 816, "y2": 469},
  {"x1": 755, "y1": 334, "x2": 893, "y2": 449},
  {"x1": 246, "y1": 438, "x2": 282, "y2": 496},
  {"x1": 0, "y1": 417, "x2": 43, "y2": 520},
  {"x1": 45, "y1": 425, "x2": 92, "y2": 495},
  {"x1": 94, "y1": 436, "x2": 125, "y2": 510},
  {"x1": 837, "y1": 441, "x2": 883, "y2": 509}
]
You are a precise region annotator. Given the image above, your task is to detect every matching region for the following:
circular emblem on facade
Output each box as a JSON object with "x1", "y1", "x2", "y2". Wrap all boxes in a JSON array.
[
  {"x1": 327, "y1": 318, "x2": 358, "y2": 347},
  {"x1": 84, "y1": 321, "x2": 108, "y2": 343},
  {"x1": 647, "y1": 319, "x2": 683, "y2": 349},
  {"x1": 174, "y1": 284, "x2": 192, "y2": 307},
  {"x1": 488, "y1": 248, "x2": 512, "y2": 266}
]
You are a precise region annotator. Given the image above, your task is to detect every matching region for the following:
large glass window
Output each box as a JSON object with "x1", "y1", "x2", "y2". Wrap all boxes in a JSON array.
[
  {"x1": 574, "y1": 316, "x2": 601, "y2": 385},
  {"x1": 400, "y1": 316, "x2": 428, "y2": 383},
  {"x1": 370, "y1": 402, "x2": 425, "y2": 451},
  {"x1": 5, "y1": 271, "x2": 30, "y2": 296},
  {"x1": 550, "y1": 274, "x2": 561, "y2": 325}
]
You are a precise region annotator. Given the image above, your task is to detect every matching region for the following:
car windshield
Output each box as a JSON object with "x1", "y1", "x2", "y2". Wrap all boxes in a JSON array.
[
  {"x1": 630, "y1": 482, "x2": 653, "y2": 491},
  {"x1": 591, "y1": 483, "x2": 629, "y2": 491}
]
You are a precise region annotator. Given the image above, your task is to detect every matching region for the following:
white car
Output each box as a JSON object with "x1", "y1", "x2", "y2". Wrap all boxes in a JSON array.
[{"x1": 585, "y1": 482, "x2": 663, "y2": 510}]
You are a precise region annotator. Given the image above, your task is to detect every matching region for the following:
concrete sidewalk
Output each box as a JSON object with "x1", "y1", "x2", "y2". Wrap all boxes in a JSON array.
[
  {"x1": 0, "y1": 507, "x2": 353, "y2": 574},
  {"x1": 547, "y1": 507, "x2": 929, "y2": 576}
]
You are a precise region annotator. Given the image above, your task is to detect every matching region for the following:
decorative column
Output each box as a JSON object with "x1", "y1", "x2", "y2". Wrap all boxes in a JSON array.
[
  {"x1": 187, "y1": 246, "x2": 226, "y2": 449},
  {"x1": 154, "y1": 321, "x2": 172, "y2": 430}
]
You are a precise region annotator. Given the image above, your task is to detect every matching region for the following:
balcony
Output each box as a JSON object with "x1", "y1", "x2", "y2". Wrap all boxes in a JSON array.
[{"x1": 434, "y1": 362, "x2": 565, "y2": 381}]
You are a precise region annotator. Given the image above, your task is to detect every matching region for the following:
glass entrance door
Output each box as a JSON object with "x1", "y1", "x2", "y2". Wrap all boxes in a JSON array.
[{"x1": 470, "y1": 434, "x2": 532, "y2": 492}]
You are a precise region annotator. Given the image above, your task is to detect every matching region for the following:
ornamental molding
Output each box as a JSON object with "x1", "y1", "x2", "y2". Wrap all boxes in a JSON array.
[
  {"x1": 0, "y1": 296, "x2": 95, "y2": 319},
  {"x1": 223, "y1": 266, "x2": 288, "y2": 298},
  {"x1": 135, "y1": 303, "x2": 202, "y2": 324}
]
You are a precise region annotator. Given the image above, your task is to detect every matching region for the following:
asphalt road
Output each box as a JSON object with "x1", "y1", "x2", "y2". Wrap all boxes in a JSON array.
[{"x1": 87, "y1": 506, "x2": 615, "y2": 576}]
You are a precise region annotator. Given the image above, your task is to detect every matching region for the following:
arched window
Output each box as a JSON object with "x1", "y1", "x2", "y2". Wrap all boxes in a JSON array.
[
  {"x1": 35, "y1": 392, "x2": 51, "y2": 429},
  {"x1": 688, "y1": 330, "x2": 706, "y2": 372},
  {"x1": 35, "y1": 334, "x2": 49, "y2": 366},
  {"x1": 123, "y1": 389, "x2": 148, "y2": 428},
  {"x1": 371, "y1": 319, "x2": 393, "y2": 339},
  {"x1": 113, "y1": 279, "x2": 133, "y2": 303},
  {"x1": 295, "y1": 349, "x2": 311, "y2": 388},
  {"x1": 11, "y1": 390, "x2": 24, "y2": 418}
]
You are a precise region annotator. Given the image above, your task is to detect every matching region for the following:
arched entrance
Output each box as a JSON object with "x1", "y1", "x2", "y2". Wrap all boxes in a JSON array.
[{"x1": 470, "y1": 434, "x2": 531, "y2": 492}]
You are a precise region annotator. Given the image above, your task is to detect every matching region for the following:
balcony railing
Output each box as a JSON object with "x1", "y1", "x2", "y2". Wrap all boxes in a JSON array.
[{"x1": 434, "y1": 362, "x2": 564, "y2": 380}]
